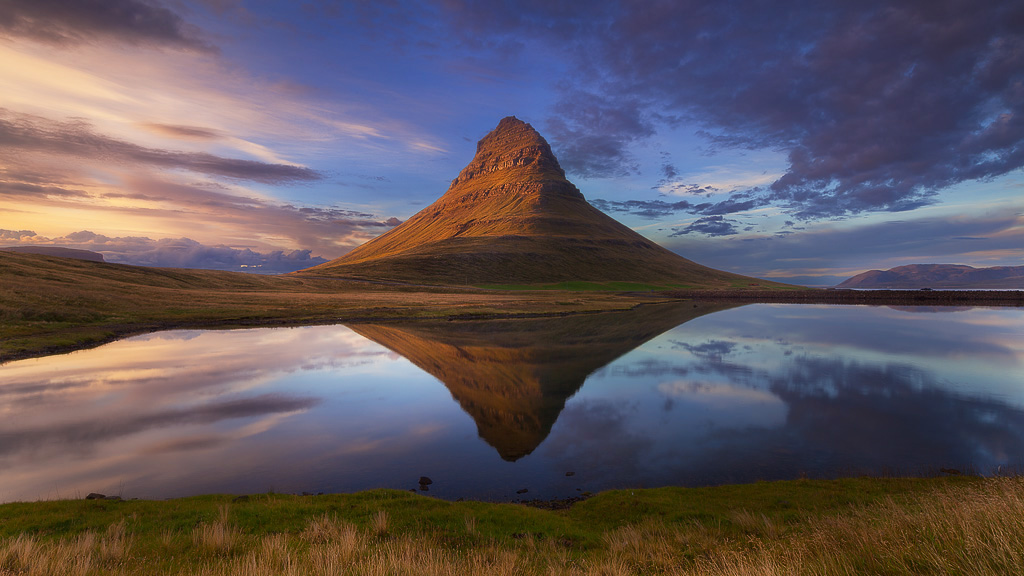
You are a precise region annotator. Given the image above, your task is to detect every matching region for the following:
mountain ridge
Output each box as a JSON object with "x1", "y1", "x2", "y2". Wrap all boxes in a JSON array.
[
  {"x1": 1, "y1": 246, "x2": 105, "y2": 262},
  {"x1": 838, "y1": 264, "x2": 1024, "y2": 289},
  {"x1": 302, "y1": 117, "x2": 769, "y2": 287}
]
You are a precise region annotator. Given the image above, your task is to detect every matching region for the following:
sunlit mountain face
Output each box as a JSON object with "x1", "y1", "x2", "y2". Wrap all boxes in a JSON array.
[{"x1": 302, "y1": 117, "x2": 763, "y2": 287}]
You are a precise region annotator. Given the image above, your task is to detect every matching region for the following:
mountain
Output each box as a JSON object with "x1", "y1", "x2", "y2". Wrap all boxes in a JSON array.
[
  {"x1": 1, "y1": 246, "x2": 104, "y2": 262},
  {"x1": 348, "y1": 301, "x2": 734, "y2": 461},
  {"x1": 837, "y1": 264, "x2": 1024, "y2": 289},
  {"x1": 302, "y1": 116, "x2": 764, "y2": 287}
]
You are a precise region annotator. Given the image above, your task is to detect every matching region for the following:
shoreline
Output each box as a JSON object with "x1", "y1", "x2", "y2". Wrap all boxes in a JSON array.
[
  {"x1": 0, "y1": 475, "x2": 1018, "y2": 575},
  {"x1": 660, "y1": 288, "x2": 1024, "y2": 306},
  {"x1": 3, "y1": 289, "x2": 1021, "y2": 364}
]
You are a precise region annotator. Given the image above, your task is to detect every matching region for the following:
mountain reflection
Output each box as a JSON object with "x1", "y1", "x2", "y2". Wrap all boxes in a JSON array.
[
  {"x1": 349, "y1": 302, "x2": 734, "y2": 460},
  {"x1": 1, "y1": 304, "x2": 1021, "y2": 502}
]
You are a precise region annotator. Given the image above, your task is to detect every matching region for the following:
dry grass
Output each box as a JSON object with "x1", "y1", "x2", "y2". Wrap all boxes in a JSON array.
[
  {"x1": 2, "y1": 478, "x2": 1023, "y2": 575},
  {"x1": 1, "y1": 251, "x2": 666, "y2": 363},
  {"x1": 191, "y1": 505, "x2": 240, "y2": 556}
]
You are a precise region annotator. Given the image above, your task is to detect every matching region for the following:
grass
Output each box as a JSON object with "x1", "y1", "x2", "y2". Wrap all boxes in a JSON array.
[
  {"x1": 0, "y1": 252, "x2": 672, "y2": 363},
  {"x1": 476, "y1": 281, "x2": 685, "y2": 291},
  {"x1": 0, "y1": 476, "x2": 1021, "y2": 575}
]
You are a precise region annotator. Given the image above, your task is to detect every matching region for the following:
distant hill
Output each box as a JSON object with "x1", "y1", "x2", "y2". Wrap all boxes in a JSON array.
[
  {"x1": 301, "y1": 116, "x2": 774, "y2": 288},
  {"x1": 838, "y1": 264, "x2": 1024, "y2": 289},
  {"x1": 1, "y1": 246, "x2": 104, "y2": 262}
]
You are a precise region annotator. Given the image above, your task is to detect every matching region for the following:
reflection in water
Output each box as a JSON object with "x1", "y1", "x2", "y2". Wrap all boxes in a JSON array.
[
  {"x1": 0, "y1": 304, "x2": 1022, "y2": 502},
  {"x1": 349, "y1": 302, "x2": 732, "y2": 460}
]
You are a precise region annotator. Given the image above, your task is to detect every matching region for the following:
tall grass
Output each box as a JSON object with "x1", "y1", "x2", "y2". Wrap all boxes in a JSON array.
[{"x1": 2, "y1": 477, "x2": 1023, "y2": 575}]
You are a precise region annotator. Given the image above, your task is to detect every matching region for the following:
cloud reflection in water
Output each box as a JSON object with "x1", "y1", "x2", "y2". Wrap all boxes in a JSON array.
[{"x1": 0, "y1": 304, "x2": 1022, "y2": 501}]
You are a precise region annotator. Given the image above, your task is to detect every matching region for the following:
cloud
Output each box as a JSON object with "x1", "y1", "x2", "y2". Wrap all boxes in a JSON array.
[
  {"x1": 593, "y1": 194, "x2": 768, "y2": 221},
  {"x1": 590, "y1": 198, "x2": 693, "y2": 219},
  {"x1": 670, "y1": 216, "x2": 740, "y2": 237},
  {"x1": 1, "y1": 229, "x2": 334, "y2": 273},
  {"x1": 439, "y1": 0, "x2": 1024, "y2": 219},
  {"x1": 0, "y1": 109, "x2": 322, "y2": 184},
  {"x1": 544, "y1": 90, "x2": 655, "y2": 177},
  {"x1": 0, "y1": 392, "x2": 319, "y2": 459},
  {"x1": 143, "y1": 123, "x2": 224, "y2": 140},
  {"x1": 0, "y1": 0, "x2": 212, "y2": 51},
  {"x1": 665, "y1": 210, "x2": 1024, "y2": 277}
]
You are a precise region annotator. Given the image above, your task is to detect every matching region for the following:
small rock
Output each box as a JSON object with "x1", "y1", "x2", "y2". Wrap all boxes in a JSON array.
[
  {"x1": 418, "y1": 476, "x2": 433, "y2": 485},
  {"x1": 85, "y1": 493, "x2": 105, "y2": 500},
  {"x1": 516, "y1": 488, "x2": 529, "y2": 494},
  {"x1": 565, "y1": 471, "x2": 575, "y2": 477}
]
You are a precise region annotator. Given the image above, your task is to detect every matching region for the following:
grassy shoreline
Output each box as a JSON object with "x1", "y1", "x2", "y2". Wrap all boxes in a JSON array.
[
  {"x1": 3, "y1": 251, "x2": 1021, "y2": 364},
  {"x1": 2, "y1": 475, "x2": 1022, "y2": 575}
]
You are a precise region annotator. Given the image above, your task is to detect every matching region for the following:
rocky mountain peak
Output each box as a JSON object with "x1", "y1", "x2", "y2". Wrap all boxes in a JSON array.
[{"x1": 449, "y1": 116, "x2": 565, "y2": 188}]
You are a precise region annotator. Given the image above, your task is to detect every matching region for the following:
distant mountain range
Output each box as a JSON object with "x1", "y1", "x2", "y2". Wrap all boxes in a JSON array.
[
  {"x1": 1, "y1": 246, "x2": 105, "y2": 262},
  {"x1": 837, "y1": 264, "x2": 1024, "y2": 289},
  {"x1": 301, "y1": 116, "x2": 774, "y2": 288}
]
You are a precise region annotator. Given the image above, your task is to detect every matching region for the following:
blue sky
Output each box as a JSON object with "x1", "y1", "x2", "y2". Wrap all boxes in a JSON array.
[{"x1": 1, "y1": 0, "x2": 1021, "y2": 283}]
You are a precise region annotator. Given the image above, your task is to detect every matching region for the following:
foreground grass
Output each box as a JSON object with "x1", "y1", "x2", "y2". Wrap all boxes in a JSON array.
[{"x1": 1, "y1": 476, "x2": 1022, "y2": 575}]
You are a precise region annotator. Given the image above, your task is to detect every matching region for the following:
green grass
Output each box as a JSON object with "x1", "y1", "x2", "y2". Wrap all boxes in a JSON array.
[
  {"x1": 2, "y1": 475, "x2": 1021, "y2": 575},
  {"x1": 477, "y1": 281, "x2": 685, "y2": 291}
]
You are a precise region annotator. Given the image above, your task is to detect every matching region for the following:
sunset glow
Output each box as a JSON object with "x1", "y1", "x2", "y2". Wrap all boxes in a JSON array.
[{"x1": 2, "y1": 1, "x2": 1021, "y2": 281}]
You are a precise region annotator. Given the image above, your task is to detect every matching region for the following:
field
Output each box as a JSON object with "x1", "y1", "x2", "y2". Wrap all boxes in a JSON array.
[
  {"x1": 4, "y1": 251, "x2": 1022, "y2": 363},
  {"x1": 1, "y1": 475, "x2": 1022, "y2": 575},
  {"x1": 0, "y1": 251, "x2": 674, "y2": 363}
]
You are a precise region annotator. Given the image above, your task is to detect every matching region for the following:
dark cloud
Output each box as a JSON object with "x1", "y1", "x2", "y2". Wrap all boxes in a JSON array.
[
  {"x1": 670, "y1": 216, "x2": 740, "y2": 237},
  {"x1": 544, "y1": 90, "x2": 655, "y2": 177},
  {"x1": 0, "y1": 180, "x2": 88, "y2": 198},
  {"x1": 590, "y1": 198, "x2": 693, "y2": 219},
  {"x1": 0, "y1": 109, "x2": 321, "y2": 184},
  {"x1": 440, "y1": 0, "x2": 1024, "y2": 219},
  {"x1": 0, "y1": 0, "x2": 212, "y2": 50},
  {"x1": 144, "y1": 123, "x2": 224, "y2": 140},
  {"x1": 591, "y1": 192, "x2": 764, "y2": 219},
  {"x1": 0, "y1": 229, "x2": 330, "y2": 273}
]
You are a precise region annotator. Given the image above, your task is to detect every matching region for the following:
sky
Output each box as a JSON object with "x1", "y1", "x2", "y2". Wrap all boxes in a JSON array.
[{"x1": 0, "y1": 0, "x2": 1021, "y2": 283}]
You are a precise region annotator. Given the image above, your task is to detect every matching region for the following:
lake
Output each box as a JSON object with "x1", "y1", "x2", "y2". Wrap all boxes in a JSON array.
[{"x1": 1, "y1": 302, "x2": 1022, "y2": 503}]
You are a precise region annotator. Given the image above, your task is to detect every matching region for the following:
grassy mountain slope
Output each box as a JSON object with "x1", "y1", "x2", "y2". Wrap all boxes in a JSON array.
[
  {"x1": 302, "y1": 117, "x2": 774, "y2": 288},
  {"x1": 839, "y1": 264, "x2": 1024, "y2": 289}
]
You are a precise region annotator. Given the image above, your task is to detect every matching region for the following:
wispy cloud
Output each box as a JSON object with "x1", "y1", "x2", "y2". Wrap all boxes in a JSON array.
[
  {"x1": 0, "y1": 109, "x2": 321, "y2": 183},
  {"x1": 0, "y1": 0, "x2": 212, "y2": 51}
]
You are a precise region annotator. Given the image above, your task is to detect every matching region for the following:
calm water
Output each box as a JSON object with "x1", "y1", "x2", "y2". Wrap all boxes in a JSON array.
[{"x1": 1, "y1": 303, "x2": 1022, "y2": 502}]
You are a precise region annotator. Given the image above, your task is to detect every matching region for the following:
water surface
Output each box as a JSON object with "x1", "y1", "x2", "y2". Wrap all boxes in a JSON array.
[{"x1": 1, "y1": 303, "x2": 1021, "y2": 502}]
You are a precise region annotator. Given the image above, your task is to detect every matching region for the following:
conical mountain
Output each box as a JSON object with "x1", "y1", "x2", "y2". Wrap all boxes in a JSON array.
[
  {"x1": 348, "y1": 301, "x2": 736, "y2": 460},
  {"x1": 304, "y1": 116, "x2": 756, "y2": 286}
]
